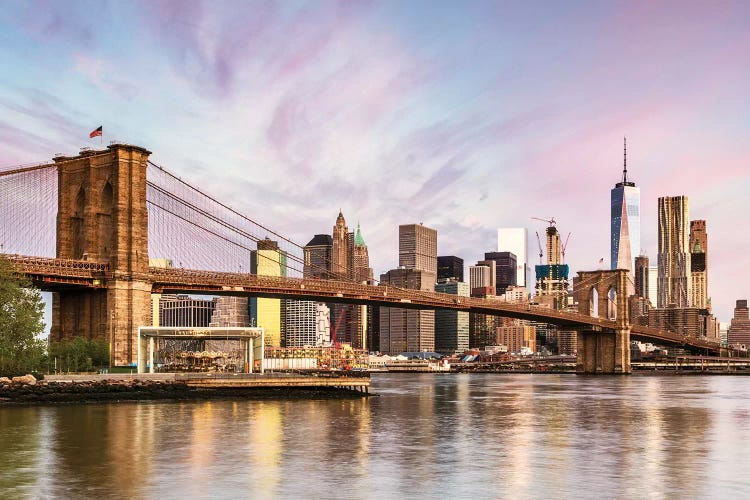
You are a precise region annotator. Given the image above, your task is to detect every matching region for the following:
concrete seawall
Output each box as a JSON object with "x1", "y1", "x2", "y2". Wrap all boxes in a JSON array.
[{"x1": 0, "y1": 373, "x2": 370, "y2": 405}]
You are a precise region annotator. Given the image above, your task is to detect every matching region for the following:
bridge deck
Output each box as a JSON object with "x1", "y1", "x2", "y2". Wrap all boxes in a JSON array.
[{"x1": 4, "y1": 254, "x2": 722, "y2": 354}]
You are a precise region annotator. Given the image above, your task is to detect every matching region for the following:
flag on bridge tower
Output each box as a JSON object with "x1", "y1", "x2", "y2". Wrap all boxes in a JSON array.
[{"x1": 89, "y1": 126, "x2": 102, "y2": 138}]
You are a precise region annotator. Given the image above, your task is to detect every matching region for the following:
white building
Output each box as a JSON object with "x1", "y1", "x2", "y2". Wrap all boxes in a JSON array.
[
  {"x1": 498, "y1": 228, "x2": 527, "y2": 288},
  {"x1": 647, "y1": 266, "x2": 658, "y2": 306},
  {"x1": 285, "y1": 301, "x2": 330, "y2": 347}
]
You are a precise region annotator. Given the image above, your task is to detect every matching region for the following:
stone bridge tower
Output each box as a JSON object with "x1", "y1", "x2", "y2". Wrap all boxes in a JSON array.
[
  {"x1": 573, "y1": 269, "x2": 631, "y2": 374},
  {"x1": 51, "y1": 144, "x2": 152, "y2": 366}
]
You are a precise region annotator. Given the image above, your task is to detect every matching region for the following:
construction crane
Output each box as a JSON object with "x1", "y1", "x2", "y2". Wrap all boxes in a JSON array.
[
  {"x1": 535, "y1": 231, "x2": 544, "y2": 264},
  {"x1": 330, "y1": 313, "x2": 344, "y2": 349},
  {"x1": 532, "y1": 216, "x2": 556, "y2": 227},
  {"x1": 561, "y1": 232, "x2": 572, "y2": 263},
  {"x1": 329, "y1": 313, "x2": 354, "y2": 371}
]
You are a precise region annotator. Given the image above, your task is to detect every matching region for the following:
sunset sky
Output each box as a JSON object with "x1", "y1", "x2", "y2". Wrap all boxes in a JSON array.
[{"x1": 1, "y1": 0, "x2": 749, "y2": 321}]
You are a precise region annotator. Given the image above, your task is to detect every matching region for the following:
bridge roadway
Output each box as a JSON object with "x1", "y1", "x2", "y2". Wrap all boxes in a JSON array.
[{"x1": 4, "y1": 254, "x2": 721, "y2": 354}]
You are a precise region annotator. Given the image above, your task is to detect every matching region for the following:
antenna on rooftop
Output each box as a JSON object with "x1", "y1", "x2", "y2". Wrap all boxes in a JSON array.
[{"x1": 623, "y1": 136, "x2": 628, "y2": 184}]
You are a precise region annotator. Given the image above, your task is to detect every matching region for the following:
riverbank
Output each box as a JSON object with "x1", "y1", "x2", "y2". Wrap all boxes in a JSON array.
[{"x1": 0, "y1": 373, "x2": 370, "y2": 405}]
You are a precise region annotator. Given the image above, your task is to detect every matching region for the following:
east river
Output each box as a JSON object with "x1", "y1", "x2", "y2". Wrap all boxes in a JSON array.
[{"x1": 2, "y1": 374, "x2": 749, "y2": 499}]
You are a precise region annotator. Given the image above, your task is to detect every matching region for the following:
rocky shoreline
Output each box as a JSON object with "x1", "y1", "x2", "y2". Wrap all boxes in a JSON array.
[{"x1": 0, "y1": 375, "x2": 368, "y2": 405}]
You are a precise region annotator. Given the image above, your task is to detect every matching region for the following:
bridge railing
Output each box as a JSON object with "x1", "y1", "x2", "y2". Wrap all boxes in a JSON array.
[
  {"x1": 3, "y1": 254, "x2": 110, "y2": 277},
  {"x1": 148, "y1": 266, "x2": 624, "y2": 328}
]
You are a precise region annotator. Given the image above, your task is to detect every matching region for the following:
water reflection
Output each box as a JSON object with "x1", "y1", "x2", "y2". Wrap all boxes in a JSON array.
[{"x1": 1, "y1": 375, "x2": 749, "y2": 498}]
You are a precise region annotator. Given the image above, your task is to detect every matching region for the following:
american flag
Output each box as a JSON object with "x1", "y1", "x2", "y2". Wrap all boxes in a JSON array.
[{"x1": 89, "y1": 126, "x2": 102, "y2": 138}]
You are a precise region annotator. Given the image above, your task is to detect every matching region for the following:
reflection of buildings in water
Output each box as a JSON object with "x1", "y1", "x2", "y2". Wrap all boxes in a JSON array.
[
  {"x1": 106, "y1": 404, "x2": 154, "y2": 497},
  {"x1": 528, "y1": 375, "x2": 573, "y2": 484},
  {"x1": 641, "y1": 377, "x2": 665, "y2": 482},
  {"x1": 652, "y1": 380, "x2": 711, "y2": 494},
  {"x1": 250, "y1": 403, "x2": 283, "y2": 497},
  {"x1": 565, "y1": 377, "x2": 711, "y2": 497},
  {"x1": 500, "y1": 379, "x2": 534, "y2": 491},
  {"x1": 49, "y1": 407, "x2": 121, "y2": 495},
  {"x1": 190, "y1": 402, "x2": 215, "y2": 467},
  {"x1": 0, "y1": 408, "x2": 46, "y2": 493},
  {"x1": 346, "y1": 398, "x2": 372, "y2": 470},
  {"x1": 30, "y1": 408, "x2": 58, "y2": 495}
]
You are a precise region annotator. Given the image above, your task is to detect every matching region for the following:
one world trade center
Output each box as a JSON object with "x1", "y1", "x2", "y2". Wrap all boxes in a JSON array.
[{"x1": 611, "y1": 138, "x2": 640, "y2": 274}]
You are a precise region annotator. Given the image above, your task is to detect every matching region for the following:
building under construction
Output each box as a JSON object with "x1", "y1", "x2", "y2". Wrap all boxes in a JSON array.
[{"x1": 534, "y1": 220, "x2": 570, "y2": 310}]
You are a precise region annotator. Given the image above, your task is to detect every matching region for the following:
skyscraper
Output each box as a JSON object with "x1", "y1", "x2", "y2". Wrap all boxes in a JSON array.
[
  {"x1": 353, "y1": 224, "x2": 374, "y2": 284},
  {"x1": 498, "y1": 228, "x2": 527, "y2": 287},
  {"x1": 728, "y1": 300, "x2": 750, "y2": 346},
  {"x1": 647, "y1": 266, "x2": 658, "y2": 307},
  {"x1": 348, "y1": 223, "x2": 373, "y2": 348},
  {"x1": 546, "y1": 226, "x2": 562, "y2": 265},
  {"x1": 304, "y1": 234, "x2": 333, "y2": 278},
  {"x1": 379, "y1": 268, "x2": 436, "y2": 354},
  {"x1": 469, "y1": 260, "x2": 496, "y2": 296},
  {"x1": 332, "y1": 211, "x2": 350, "y2": 278},
  {"x1": 287, "y1": 234, "x2": 334, "y2": 347},
  {"x1": 437, "y1": 255, "x2": 464, "y2": 282},
  {"x1": 611, "y1": 138, "x2": 641, "y2": 273},
  {"x1": 330, "y1": 212, "x2": 370, "y2": 348},
  {"x1": 657, "y1": 196, "x2": 691, "y2": 308},
  {"x1": 689, "y1": 220, "x2": 708, "y2": 309},
  {"x1": 399, "y1": 223, "x2": 437, "y2": 275},
  {"x1": 634, "y1": 255, "x2": 649, "y2": 299},
  {"x1": 380, "y1": 223, "x2": 437, "y2": 354},
  {"x1": 249, "y1": 238, "x2": 287, "y2": 346},
  {"x1": 534, "y1": 224, "x2": 568, "y2": 309},
  {"x1": 483, "y1": 251, "x2": 517, "y2": 293},
  {"x1": 434, "y1": 280, "x2": 470, "y2": 354}
]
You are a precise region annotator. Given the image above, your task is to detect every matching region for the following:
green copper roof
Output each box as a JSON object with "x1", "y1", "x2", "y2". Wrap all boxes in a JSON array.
[{"x1": 354, "y1": 223, "x2": 366, "y2": 247}]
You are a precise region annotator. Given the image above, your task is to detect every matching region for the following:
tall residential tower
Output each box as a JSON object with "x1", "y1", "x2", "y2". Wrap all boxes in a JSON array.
[
  {"x1": 689, "y1": 220, "x2": 708, "y2": 309},
  {"x1": 657, "y1": 196, "x2": 691, "y2": 308}
]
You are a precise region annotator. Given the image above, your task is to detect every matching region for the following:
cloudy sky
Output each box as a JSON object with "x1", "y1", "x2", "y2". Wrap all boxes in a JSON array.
[{"x1": 1, "y1": 0, "x2": 749, "y2": 321}]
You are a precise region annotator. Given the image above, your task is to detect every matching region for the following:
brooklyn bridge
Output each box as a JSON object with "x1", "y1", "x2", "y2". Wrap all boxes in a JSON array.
[{"x1": 0, "y1": 144, "x2": 722, "y2": 373}]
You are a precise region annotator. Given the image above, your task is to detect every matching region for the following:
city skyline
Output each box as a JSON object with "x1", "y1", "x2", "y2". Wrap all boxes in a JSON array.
[{"x1": 1, "y1": 2, "x2": 749, "y2": 321}]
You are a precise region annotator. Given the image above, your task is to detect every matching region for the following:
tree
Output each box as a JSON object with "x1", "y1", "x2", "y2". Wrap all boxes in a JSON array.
[
  {"x1": 0, "y1": 255, "x2": 47, "y2": 376},
  {"x1": 49, "y1": 337, "x2": 109, "y2": 372}
]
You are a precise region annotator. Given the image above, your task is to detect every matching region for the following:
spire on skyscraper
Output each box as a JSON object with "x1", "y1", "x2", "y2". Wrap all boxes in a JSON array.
[
  {"x1": 616, "y1": 136, "x2": 635, "y2": 188},
  {"x1": 354, "y1": 222, "x2": 366, "y2": 247},
  {"x1": 623, "y1": 136, "x2": 628, "y2": 184}
]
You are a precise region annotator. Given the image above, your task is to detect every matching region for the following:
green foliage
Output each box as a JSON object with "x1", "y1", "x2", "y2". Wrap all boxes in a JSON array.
[
  {"x1": 0, "y1": 256, "x2": 47, "y2": 376},
  {"x1": 49, "y1": 337, "x2": 110, "y2": 373}
]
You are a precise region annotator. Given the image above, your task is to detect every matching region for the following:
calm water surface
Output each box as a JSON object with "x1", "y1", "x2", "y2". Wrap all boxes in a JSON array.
[{"x1": 2, "y1": 374, "x2": 750, "y2": 499}]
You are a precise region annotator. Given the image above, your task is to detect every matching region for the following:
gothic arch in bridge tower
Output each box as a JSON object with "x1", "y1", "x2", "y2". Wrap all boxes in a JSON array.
[
  {"x1": 589, "y1": 288, "x2": 599, "y2": 317},
  {"x1": 574, "y1": 270, "x2": 629, "y2": 325},
  {"x1": 98, "y1": 180, "x2": 114, "y2": 260},
  {"x1": 73, "y1": 185, "x2": 86, "y2": 259},
  {"x1": 573, "y1": 269, "x2": 632, "y2": 374},
  {"x1": 607, "y1": 287, "x2": 617, "y2": 320}
]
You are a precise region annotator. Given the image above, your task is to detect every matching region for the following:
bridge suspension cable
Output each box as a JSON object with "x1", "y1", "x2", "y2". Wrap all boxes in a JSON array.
[{"x1": 146, "y1": 160, "x2": 391, "y2": 289}]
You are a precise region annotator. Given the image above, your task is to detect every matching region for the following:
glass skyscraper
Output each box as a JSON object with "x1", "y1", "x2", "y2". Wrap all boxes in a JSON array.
[{"x1": 611, "y1": 138, "x2": 640, "y2": 273}]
